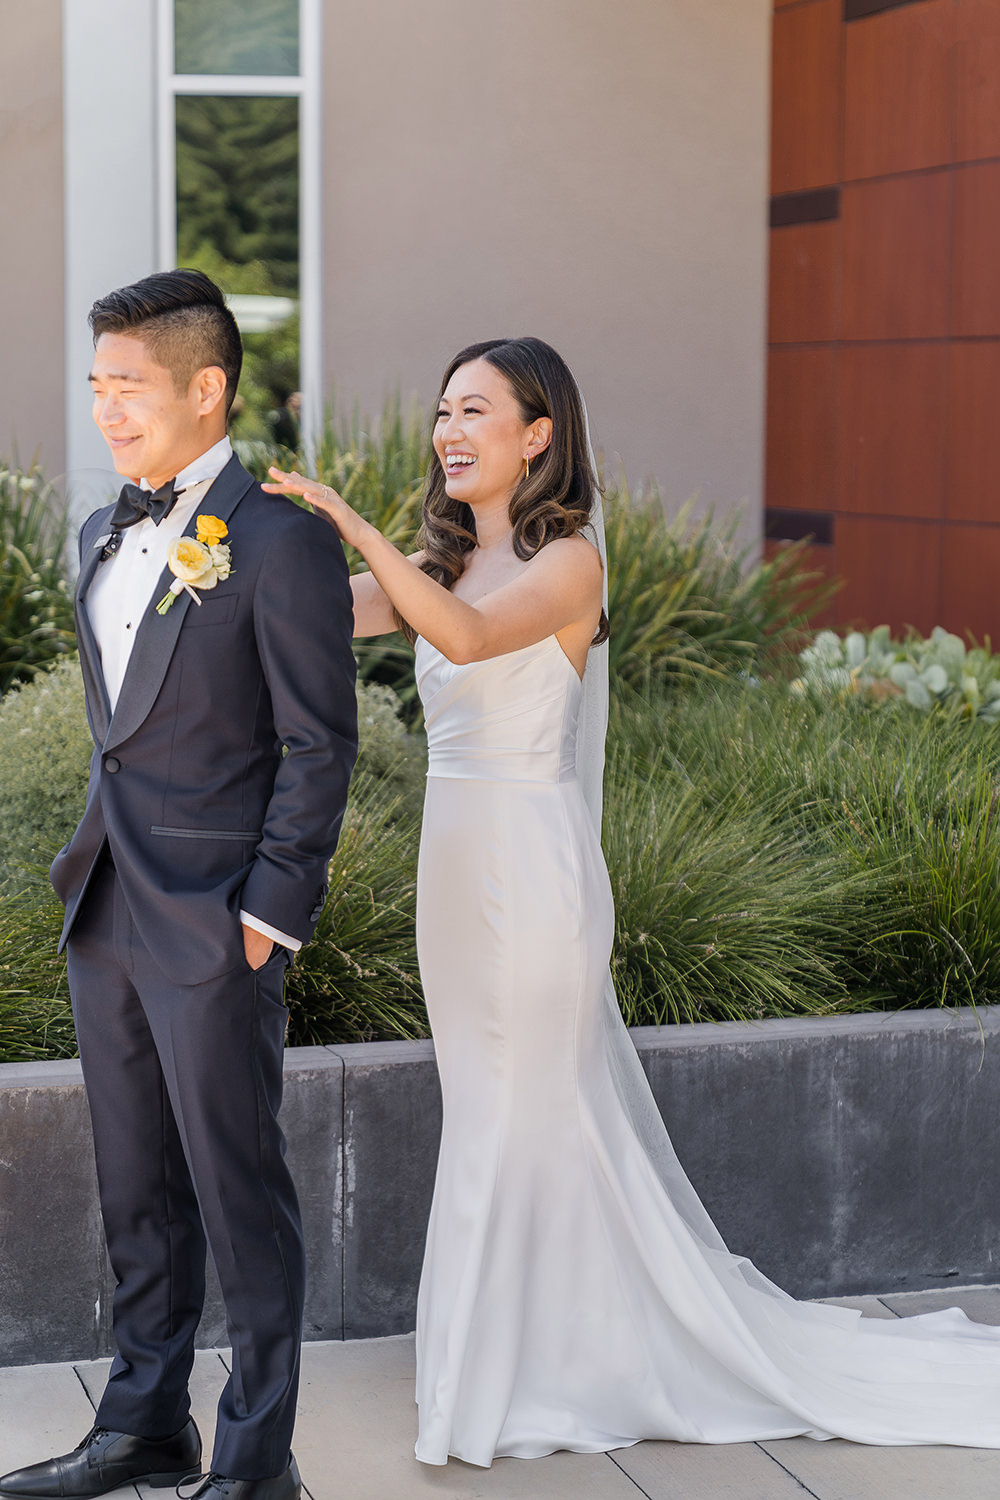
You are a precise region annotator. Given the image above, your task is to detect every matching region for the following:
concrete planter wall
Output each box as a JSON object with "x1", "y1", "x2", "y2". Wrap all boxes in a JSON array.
[{"x1": 2, "y1": 1007, "x2": 1000, "y2": 1366}]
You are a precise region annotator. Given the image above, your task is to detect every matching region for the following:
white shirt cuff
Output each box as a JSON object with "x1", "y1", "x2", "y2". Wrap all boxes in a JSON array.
[{"x1": 239, "y1": 910, "x2": 302, "y2": 953}]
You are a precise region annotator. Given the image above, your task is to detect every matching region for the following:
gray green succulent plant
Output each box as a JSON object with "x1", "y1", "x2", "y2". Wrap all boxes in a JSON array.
[{"x1": 794, "y1": 626, "x2": 1000, "y2": 721}]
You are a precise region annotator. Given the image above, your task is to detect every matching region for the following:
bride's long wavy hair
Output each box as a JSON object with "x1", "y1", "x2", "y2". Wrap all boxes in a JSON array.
[{"x1": 396, "y1": 337, "x2": 609, "y2": 646}]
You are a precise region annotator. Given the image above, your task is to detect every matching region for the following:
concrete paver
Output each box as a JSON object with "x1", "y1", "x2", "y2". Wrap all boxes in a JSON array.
[
  {"x1": 611, "y1": 1439, "x2": 810, "y2": 1499},
  {"x1": 878, "y1": 1285, "x2": 1000, "y2": 1325},
  {"x1": 813, "y1": 1295, "x2": 896, "y2": 1320},
  {"x1": 757, "y1": 1438, "x2": 1000, "y2": 1500},
  {"x1": 295, "y1": 1338, "x2": 639, "y2": 1500},
  {"x1": 0, "y1": 1362, "x2": 95, "y2": 1479},
  {"x1": 4, "y1": 1288, "x2": 1000, "y2": 1500}
]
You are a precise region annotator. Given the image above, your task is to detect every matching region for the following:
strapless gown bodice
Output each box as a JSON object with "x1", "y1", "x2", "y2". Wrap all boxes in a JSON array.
[{"x1": 416, "y1": 632, "x2": 581, "y2": 784}]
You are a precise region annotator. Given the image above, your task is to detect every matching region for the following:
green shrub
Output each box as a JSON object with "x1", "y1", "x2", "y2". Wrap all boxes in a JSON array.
[
  {"x1": 0, "y1": 767, "x2": 426, "y2": 1064},
  {"x1": 0, "y1": 660, "x2": 426, "y2": 1060},
  {"x1": 9, "y1": 667, "x2": 1000, "y2": 1060},
  {"x1": 0, "y1": 462, "x2": 76, "y2": 694},
  {"x1": 0, "y1": 656, "x2": 92, "y2": 877},
  {"x1": 609, "y1": 675, "x2": 1000, "y2": 1022},
  {"x1": 0, "y1": 655, "x2": 425, "y2": 884},
  {"x1": 604, "y1": 684, "x2": 892, "y2": 1026},
  {"x1": 603, "y1": 484, "x2": 833, "y2": 690},
  {"x1": 237, "y1": 396, "x2": 429, "y2": 709},
  {"x1": 285, "y1": 771, "x2": 423, "y2": 1045},
  {"x1": 0, "y1": 880, "x2": 75, "y2": 1062}
]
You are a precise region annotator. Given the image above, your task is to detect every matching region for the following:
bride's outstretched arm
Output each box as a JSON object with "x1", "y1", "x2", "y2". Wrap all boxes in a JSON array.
[
  {"x1": 349, "y1": 559, "x2": 425, "y2": 637},
  {"x1": 262, "y1": 467, "x2": 602, "y2": 661}
]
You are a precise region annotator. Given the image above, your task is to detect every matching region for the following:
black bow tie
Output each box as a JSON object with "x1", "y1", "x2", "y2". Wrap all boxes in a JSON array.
[{"x1": 110, "y1": 479, "x2": 178, "y2": 530}]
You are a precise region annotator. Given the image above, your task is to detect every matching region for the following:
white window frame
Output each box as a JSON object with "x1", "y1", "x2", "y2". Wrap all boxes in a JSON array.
[{"x1": 155, "y1": 0, "x2": 323, "y2": 459}]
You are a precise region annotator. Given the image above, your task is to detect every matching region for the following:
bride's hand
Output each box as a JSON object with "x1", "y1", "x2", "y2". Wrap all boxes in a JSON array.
[{"x1": 261, "y1": 466, "x2": 369, "y2": 550}]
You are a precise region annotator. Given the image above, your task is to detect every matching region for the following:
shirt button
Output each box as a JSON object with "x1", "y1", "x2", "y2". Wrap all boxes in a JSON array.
[
  {"x1": 141, "y1": 547, "x2": 148, "y2": 554},
  {"x1": 125, "y1": 622, "x2": 131, "y2": 630}
]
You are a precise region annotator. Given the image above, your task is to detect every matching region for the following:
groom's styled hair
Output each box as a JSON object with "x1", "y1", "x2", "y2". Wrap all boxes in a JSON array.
[{"x1": 89, "y1": 268, "x2": 244, "y2": 415}]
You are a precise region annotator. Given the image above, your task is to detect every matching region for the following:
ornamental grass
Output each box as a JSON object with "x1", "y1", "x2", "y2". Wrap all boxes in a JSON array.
[
  {"x1": 5, "y1": 434, "x2": 1000, "y2": 1059},
  {"x1": 0, "y1": 463, "x2": 75, "y2": 694}
]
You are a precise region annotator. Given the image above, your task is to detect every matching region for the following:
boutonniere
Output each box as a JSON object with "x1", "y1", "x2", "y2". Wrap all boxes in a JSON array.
[{"x1": 156, "y1": 515, "x2": 233, "y2": 614}]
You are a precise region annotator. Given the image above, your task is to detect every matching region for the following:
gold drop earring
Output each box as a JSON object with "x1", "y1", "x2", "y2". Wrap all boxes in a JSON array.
[{"x1": 524, "y1": 454, "x2": 531, "y2": 480}]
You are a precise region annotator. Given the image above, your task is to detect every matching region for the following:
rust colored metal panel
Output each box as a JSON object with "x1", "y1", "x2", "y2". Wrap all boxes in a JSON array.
[
  {"x1": 834, "y1": 515, "x2": 942, "y2": 633},
  {"x1": 771, "y1": 0, "x2": 843, "y2": 195},
  {"x1": 941, "y1": 523, "x2": 1000, "y2": 644},
  {"x1": 844, "y1": 0, "x2": 955, "y2": 180},
  {"x1": 956, "y1": 0, "x2": 1000, "y2": 42},
  {"x1": 946, "y1": 341, "x2": 1000, "y2": 523},
  {"x1": 769, "y1": 220, "x2": 842, "y2": 342},
  {"x1": 953, "y1": 162, "x2": 1000, "y2": 336},
  {"x1": 841, "y1": 173, "x2": 951, "y2": 340},
  {"x1": 766, "y1": 347, "x2": 838, "y2": 511},
  {"x1": 956, "y1": 34, "x2": 1000, "y2": 162},
  {"x1": 836, "y1": 343, "x2": 947, "y2": 518}
]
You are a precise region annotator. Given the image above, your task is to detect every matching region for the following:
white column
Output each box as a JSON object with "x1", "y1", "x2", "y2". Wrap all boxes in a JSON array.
[
  {"x1": 299, "y1": 0, "x2": 323, "y2": 464},
  {"x1": 63, "y1": 0, "x2": 157, "y2": 518}
]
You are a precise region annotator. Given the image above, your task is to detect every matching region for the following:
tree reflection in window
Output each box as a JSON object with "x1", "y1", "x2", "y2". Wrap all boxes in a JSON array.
[
  {"x1": 174, "y1": 0, "x2": 299, "y2": 77},
  {"x1": 176, "y1": 94, "x2": 301, "y2": 448}
]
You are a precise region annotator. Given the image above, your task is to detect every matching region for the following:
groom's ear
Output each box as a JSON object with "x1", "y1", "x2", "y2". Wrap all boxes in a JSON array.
[{"x1": 191, "y1": 364, "x2": 228, "y2": 417}]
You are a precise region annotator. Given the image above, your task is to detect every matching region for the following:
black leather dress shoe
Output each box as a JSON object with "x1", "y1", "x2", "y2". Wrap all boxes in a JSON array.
[
  {"x1": 0, "y1": 1419, "x2": 202, "y2": 1498},
  {"x1": 178, "y1": 1455, "x2": 301, "y2": 1500}
]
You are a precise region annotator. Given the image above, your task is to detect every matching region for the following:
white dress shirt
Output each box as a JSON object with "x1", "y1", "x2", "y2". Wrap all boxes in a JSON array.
[{"x1": 86, "y1": 436, "x2": 300, "y2": 954}]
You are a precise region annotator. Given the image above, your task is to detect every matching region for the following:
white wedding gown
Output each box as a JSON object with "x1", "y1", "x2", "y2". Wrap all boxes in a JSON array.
[{"x1": 412, "y1": 632, "x2": 1000, "y2": 1467}]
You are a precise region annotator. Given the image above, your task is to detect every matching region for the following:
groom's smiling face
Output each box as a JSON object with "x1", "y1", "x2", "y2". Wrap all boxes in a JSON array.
[{"x1": 89, "y1": 331, "x2": 222, "y2": 489}]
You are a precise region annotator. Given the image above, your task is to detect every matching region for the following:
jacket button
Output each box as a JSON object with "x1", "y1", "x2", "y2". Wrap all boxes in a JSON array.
[{"x1": 104, "y1": 756, "x2": 121, "y2": 773}]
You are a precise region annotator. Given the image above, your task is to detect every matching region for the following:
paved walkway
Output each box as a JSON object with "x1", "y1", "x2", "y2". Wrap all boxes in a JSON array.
[{"x1": 3, "y1": 1286, "x2": 1000, "y2": 1500}]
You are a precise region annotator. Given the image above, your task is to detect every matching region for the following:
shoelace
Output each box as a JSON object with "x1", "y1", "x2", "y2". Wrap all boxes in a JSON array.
[
  {"x1": 176, "y1": 1475, "x2": 227, "y2": 1499},
  {"x1": 76, "y1": 1426, "x2": 110, "y2": 1450}
]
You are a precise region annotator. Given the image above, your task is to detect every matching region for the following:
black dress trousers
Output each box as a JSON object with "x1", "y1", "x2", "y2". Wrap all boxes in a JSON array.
[{"x1": 67, "y1": 853, "x2": 304, "y2": 1482}]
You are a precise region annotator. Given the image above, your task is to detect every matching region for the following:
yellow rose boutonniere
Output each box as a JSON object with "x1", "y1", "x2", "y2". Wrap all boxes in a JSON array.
[
  {"x1": 196, "y1": 514, "x2": 228, "y2": 546},
  {"x1": 156, "y1": 516, "x2": 233, "y2": 614}
]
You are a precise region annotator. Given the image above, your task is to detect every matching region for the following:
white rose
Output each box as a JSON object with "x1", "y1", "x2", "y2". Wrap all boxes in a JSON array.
[{"x1": 167, "y1": 537, "x2": 218, "y2": 589}]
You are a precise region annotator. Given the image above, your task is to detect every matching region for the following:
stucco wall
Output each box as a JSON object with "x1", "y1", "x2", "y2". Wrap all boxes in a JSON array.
[
  {"x1": 321, "y1": 0, "x2": 771, "y2": 543},
  {"x1": 0, "y1": 0, "x2": 65, "y2": 476}
]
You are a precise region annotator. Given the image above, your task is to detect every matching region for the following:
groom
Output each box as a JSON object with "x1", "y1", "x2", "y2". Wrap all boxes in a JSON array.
[{"x1": 0, "y1": 271, "x2": 357, "y2": 1500}]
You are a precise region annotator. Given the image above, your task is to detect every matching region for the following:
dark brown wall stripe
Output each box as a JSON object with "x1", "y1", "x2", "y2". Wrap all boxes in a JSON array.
[
  {"x1": 770, "y1": 188, "x2": 841, "y2": 229},
  {"x1": 844, "y1": 0, "x2": 926, "y2": 21},
  {"x1": 765, "y1": 509, "x2": 835, "y2": 546}
]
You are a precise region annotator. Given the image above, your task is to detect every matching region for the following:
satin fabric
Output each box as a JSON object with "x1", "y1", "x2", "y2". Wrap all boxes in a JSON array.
[{"x1": 413, "y1": 634, "x2": 1000, "y2": 1468}]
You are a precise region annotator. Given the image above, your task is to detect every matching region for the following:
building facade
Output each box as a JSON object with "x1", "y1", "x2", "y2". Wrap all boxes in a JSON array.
[
  {"x1": 767, "y1": 0, "x2": 1000, "y2": 641},
  {"x1": 1, "y1": 0, "x2": 770, "y2": 551}
]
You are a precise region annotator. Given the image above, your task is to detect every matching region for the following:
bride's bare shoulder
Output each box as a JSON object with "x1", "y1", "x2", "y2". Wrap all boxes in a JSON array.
[{"x1": 535, "y1": 533, "x2": 604, "y2": 580}]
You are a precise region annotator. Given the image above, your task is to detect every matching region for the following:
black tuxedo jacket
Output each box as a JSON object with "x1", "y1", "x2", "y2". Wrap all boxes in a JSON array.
[{"x1": 50, "y1": 455, "x2": 358, "y2": 985}]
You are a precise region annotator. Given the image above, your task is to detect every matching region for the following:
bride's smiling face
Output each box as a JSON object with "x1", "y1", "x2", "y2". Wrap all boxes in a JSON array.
[{"x1": 433, "y1": 359, "x2": 549, "y2": 508}]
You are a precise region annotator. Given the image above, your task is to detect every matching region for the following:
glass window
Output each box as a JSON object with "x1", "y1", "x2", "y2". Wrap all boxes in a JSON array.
[
  {"x1": 176, "y1": 95, "x2": 301, "y2": 445},
  {"x1": 174, "y1": 0, "x2": 299, "y2": 77}
]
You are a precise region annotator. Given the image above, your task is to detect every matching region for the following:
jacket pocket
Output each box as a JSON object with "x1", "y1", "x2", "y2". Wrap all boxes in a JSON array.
[
  {"x1": 150, "y1": 826, "x2": 262, "y2": 841},
  {"x1": 181, "y1": 593, "x2": 239, "y2": 628}
]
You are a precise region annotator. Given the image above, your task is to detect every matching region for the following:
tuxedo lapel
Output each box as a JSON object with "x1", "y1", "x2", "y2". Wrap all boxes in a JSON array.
[
  {"x1": 75, "y1": 508, "x2": 115, "y2": 746},
  {"x1": 103, "y1": 456, "x2": 255, "y2": 754}
]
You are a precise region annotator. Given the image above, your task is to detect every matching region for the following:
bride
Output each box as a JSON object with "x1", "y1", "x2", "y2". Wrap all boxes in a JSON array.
[{"x1": 265, "y1": 337, "x2": 1000, "y2": 1468}]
